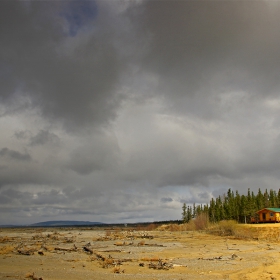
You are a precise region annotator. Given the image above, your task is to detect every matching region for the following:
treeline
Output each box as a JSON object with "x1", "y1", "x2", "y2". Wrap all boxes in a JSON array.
[{"x1": 182, "y1": 188, "x2": 280, "y2": 224}]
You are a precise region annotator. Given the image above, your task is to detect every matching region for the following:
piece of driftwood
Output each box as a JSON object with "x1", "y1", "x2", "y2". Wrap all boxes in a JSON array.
[
  {"x1": 148, "y1": 259, "x2": 173, "y2": 270},
  {"x1": 139, "y1": 235, "x2": 154, "y2": 239},
  {"x1": 54, "y1": 246, "x2": 77, "y2": 252},
  {"x1": 100, "y1": 249, "x2": 122, "y2": 252},
  {"x1": 17, "y1": 249, "x2": 35, "y2": 255},
  {"x1": 25, "y1": 272, "x2": 43, "y2": 280},
  {"x1": 198, "y1": 254, "x2": 240, "y2": 261},
  {"x1": 143, "y1": 244, "x2": 165, "y2": 247},
  {"x1": 83, "y1": 247, "x2": 109, "y2": 262},
  {"x1": 83, "y1": 246, "x2": 94, "y2": 254}
]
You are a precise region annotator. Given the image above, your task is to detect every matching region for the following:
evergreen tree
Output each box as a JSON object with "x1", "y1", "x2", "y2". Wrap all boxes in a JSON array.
[
  {"x1": 277, "y1": 189, "x2": 280, "y2": 207},
  {"x1": 240, "y1": 195, "x2": 248, "y2": 223},
  {"x1": 192, "y1": 203, "x2": 196, "y2": 219},
  {"x1": 209, "y1": 198, "x2": 216, "y2": 223},
  {"x1": 256, "y1": 188, "x2": 264, "y2": 210},
  {"x1": 196, "y1": 204, "x2": 202, "y2": 216},
  {"x1": 246, "y1": 188, "x2": 255, "y2": 218},
  {"x1": 269, "y1": 189, "x2": 276, "y2": 207},
  {"x1": 235, "y1": 190, "x2": 241, "y2": 222},
  {"x1": 187, "y1": 206, "x2": 192, "y2": 222},
  {"x1": 182, "y1": 203, "x2": 187, "y2": 223},
  {"x1": 263, "y1": 189, "x2": 269, "y2": 207},
  {"x1": 226, "y1": 188, "x2": 235, "y2": 220},
  {"x1": 182, "y1": 187, "x2": 280, "y2": 224}
]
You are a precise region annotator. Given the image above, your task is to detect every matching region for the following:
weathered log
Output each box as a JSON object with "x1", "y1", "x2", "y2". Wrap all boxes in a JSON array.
[
  {"x1": 54, "y1": 247, "x2": 76, "y2": 252},
  {"x1": 148, "y1": 260, "x2": 173, "y2": 270},
  {"x1": 17, "y1": 249, "x2": 35, "y2": 255},
  {"x1": 83, "y1": 246, "x2": 93, "y2": 254}
]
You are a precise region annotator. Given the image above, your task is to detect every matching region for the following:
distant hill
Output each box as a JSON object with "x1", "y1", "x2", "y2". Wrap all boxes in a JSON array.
[{"x1": 29, "y1": 220, "x2": 104, "y2": 227}]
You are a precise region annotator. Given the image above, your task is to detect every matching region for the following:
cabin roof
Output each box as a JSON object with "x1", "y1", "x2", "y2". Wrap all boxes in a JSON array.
[{"x1": 256, "y1": 208, "x2": 280, "y2": 213}]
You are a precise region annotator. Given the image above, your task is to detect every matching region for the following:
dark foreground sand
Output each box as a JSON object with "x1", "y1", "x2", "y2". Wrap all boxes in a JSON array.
[{"x1": 1, "y1": 225, "x2": 280, "y2": 280}]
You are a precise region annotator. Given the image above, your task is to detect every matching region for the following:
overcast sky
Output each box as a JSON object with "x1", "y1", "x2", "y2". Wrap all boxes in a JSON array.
[{"x1": 1, "y1": 0, "x2": 280, "y2": 225}]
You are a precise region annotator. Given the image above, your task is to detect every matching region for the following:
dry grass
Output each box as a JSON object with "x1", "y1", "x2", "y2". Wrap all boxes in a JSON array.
[
  {"x1": 25, "y1": 272, "x2": 43, "y2": 280},
  {"x1": 246, "y1": 225, "x2": 280, "y2": 241},
  {"x1": 112, "y1": 267, "x2": 124, "y2": 274},
  {"x1": 233, "y1": 226, "x2": 258, "y2": 240},
  {"x1": 207, "y1": 220, "x2": 238, "y2": 236},
  {"x1": 207, "y1": 221, "x2": 280, "y2": 241},
  {"x1": 138, "y1": 240, "x2": 145, "y2": 246},
  {"x1": 145, "y1": 223, "x2": 158, "y2": 231},
  {"x1": 114, "y1": 241, "x2": 125, "y2": 246},
  {"x1": 0, "y1": 245, "x2": 14, "y2": 254},
  {"x1": 25, "y1": 272, "x2": 35, "y2": 278},
  {"x1": 44, "y1": 245, "x2": 54, "y2": 251},
  {"x1": 157, "y1": 215, "x2": 209, "y2": 232},
  {"x1": 194, "y1": 213, "x2": 209, "y2": 230},
  {"x1": 0, "y1": 236, "x2": 12, "y2": 243},
  {"x1": 102, "y1": 258, "x2": 115, "y2": 268}
]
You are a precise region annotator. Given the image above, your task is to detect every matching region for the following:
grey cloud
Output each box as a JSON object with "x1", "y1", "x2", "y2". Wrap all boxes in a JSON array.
[
  {"x1": 130, "y1": 1, "x2": 280, "y2": 119},
  {"x1": 66, "y1": 132, "x2": 120, "y2": 175},
  {"x1": 0, "y1": 148, "x2": 31, "y2": 161},
  {"x1": 161, "y1": 197, "x2": 173, "y2": 203},
  {"x1": 2, "y1": 1, "x2": 280, "y2": 225},
  {"x1": 14, "y1": 129, "x2": 60, "y2": 147},
  {"x1": 14, "y1": 130, "x2": 31, "y2": 140},
  {"x1": 29, "y1": 130, "x2": 60, "y2": 146},
  {"x1": 0, "y1": 1, "x2": 130, "y2": 131},
  {"x1": 198, "y1": 192, "x2": 211, "y2": 200}
]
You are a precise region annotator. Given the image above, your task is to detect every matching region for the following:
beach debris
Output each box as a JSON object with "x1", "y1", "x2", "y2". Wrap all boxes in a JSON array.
[
  {"x1": 148, "y1": 259, "x2": 173, "y2": 270},
  {"x1": 83, "y1": 246, "x2": 93, "y2": 254},
  {"x1": 25, "y1": 272, "x2": 43, "y2": 280},
  {"x1": 18, "y1": 248, "x2": 37, "y2": 256},
  {"x1": 54, "y1": 246, "x2": 77, "y2": 252},
  {"x1": 113, "y1": 267, "x2": 125, "y2": 273}
]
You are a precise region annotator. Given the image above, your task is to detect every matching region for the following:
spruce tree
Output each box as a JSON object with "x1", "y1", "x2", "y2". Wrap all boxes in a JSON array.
[
  {"x1": 256, "y1": 188, "x2": 264, "y2": 210},
  {"x1": 277, "y1": 189, "x2": 280, "y2": 207},
  {"x1": 263, "y1": 189, "x2": 269, "y2": 208},
  {"x1": 187, "y1": 206, "x2": 192, "y2": 222},
  {"x1": 235, "y1": 190, "x2": 241, "y2": 222},
  {"x1": 182, "y1": 203, "x2": 187, "y2": 223},
  {"x1": 240, "y1": 195, "x2": 248, "y2": 223},
  {"x1": 269, "y1": 189, "x2": 276, "y2": 207}
]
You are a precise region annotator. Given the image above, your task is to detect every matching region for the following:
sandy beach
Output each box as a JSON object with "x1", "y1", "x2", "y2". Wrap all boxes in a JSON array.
[{"x1": 1, "y1": 225, "x2": 280, "y2": 280}]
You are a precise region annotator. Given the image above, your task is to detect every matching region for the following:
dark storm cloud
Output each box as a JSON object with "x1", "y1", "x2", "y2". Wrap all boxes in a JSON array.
[
  {"x1": 2, "y1": 0, "x2": 280, "y2": 225},
  {"x1": 14, "y1": 130, "x2": 60, "y2": 146},
  {"x1": 0, "y1": 148, "x2": 31, "y2": 161},
  {"x1": 0, "y1": 1, "x2": 126, "y2": 130},
  {"x1": 29, "y1": 130, "x2": 60, "y2": 146},
  {"x1": 64, "y1": 131, "x2": 120, "y2": 175},
  {"x1": 161, "y1": 197, "x2": 173, "y2": 203},
  {"x1": 14, "y1": 130, "x2": 31, "y2": 141},
  {"x1": 134, "y1": 1, "x2": 280, "y2": 117}
]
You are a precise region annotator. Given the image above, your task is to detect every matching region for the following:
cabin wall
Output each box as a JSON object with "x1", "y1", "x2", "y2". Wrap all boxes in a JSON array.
[{"x1": 258, "y1": 210, "x2": 279, "y2": 222}]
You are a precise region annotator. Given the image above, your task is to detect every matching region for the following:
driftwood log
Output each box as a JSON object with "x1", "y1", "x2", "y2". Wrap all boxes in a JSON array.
[
  {"x1": 148, "y1": 260, "x2": 173, "y2": 270},
  {"x1": 54, "y1": 246, "x2": 77, "y2": 252},
  {"x1": 83, "y1": 246, "x2": 94, "y2": 254},
  {"x1": 17, "y1": 248, "x2": 36, "y2": 255}
]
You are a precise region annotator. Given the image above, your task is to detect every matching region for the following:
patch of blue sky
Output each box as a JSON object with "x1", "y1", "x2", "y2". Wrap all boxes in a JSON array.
[{"x1": 60, "y1": 1, "x2": 98, "y2": 37}]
